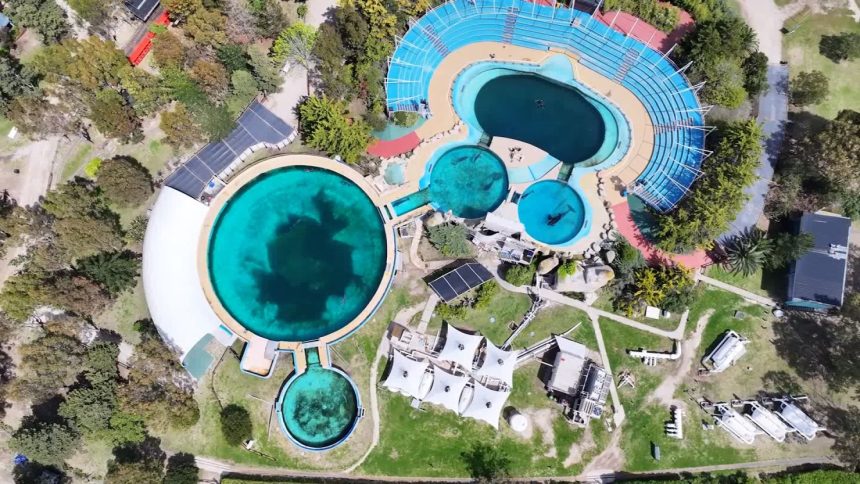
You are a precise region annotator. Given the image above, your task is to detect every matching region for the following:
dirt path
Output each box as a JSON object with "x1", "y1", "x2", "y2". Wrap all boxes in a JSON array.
[
  {"x1": 649, "y1": 309, "x2": 714, "y2": 407},
  {"x1": 736, "y1": 0, "x2": 811, "y2": 63},
  {"x1": 580, "y1": 425, "x2": 625, "y2": 478}
]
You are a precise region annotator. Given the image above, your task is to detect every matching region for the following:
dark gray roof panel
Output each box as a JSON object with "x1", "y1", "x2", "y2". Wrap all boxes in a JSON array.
[
  {"x1": 428, "y1": 262, "x2": 494, "y2": 303},
  {"x1": 125, "y1": 0, "x2": 160, "y2": 21},
  {"x1": 165, "y1": 102, "x2": 294, "y2": 199},
  {"x1": 787, "y1": 212, "x2": 851, "y2": 307}
]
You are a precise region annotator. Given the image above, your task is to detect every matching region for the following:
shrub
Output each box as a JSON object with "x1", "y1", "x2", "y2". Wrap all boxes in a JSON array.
[
  {"x1": 10, "y1": 422, "x2": 80, "y2": 467},
  {"x1": 219, "y1": 404, "x2": 252, "y2": 446},
  {"x1": 604, "y1": 0, "x2": 680, "y2": 32},
  {"x1": 503, "y1": 263, "x2": 535, "y2": 287},
  {"x1": 84, "y1": 158, "x2": 102, "y2": 178},
  {"x1": 819, "y1": 32, "x2": 860, "y2": 63},
  {"x1": 297, "y1": 96, "x2": 371, "y2": 164},
  {"x1": 557, "y1": 259, "x2": 578, "y2": 279},
  {"x1": 125, "y1": 215, "x2": 148, "y2": 243},
  {"x1": 435, "y1": 302, "x2": 467, "y2": 321},
  {"x1": 392, "y1": 111, "x2": 420, "y2": 127},
  {"x1": 724, "y1": 227, "x2": 770, "y2": 276},
  {"x1": 473, "y1": 280, "x2": 499, "y2": 309},
  {"x1": 297, "y1": 4, "x2": 308, "y2": 19},
  {"x1": 766, "y1": 231, "x2": 813, "y2": 270},
  {"x1": 426, "y1": 223, "x2": 473, "y2": 258}
]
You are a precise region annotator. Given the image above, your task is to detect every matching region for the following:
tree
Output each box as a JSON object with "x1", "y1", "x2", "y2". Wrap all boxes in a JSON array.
[
  {"x1": 724, "y1": 227, "x2": 770, "y2": 276},
  {"x1": 217, "y1": 44, "x2": 248, "y2": 73},
  {"x1": 427, "y1": 223, "x2": 473, "y2": 257},
  {"x1": 767, "y1": 231, "x2": 813, "y2": 270},
  {"x1": 160, "y1": 103, "x2": 205, "y2": 149},
  {"x1": 106, "y1": 412, "x2": 147, "y2": 446},
  {"x1": 12, "y1": 332, "x2": 86, "y2": 402},
  {"x1": 152, "y1": 31, "x2": 185, "y2": 69},
  {"x1": 54, "y1": 216, "x2": 124, "y2": 260},
  {"x1": 190, "y1": 59, "x2": 229, "y2": 101},
  {"x1": 790, "y1": 70, "x2": 829, "y2": 107},
  {"x1": 59, "y1": 382, "x2": 116, "y2": 436},
  {"x1": 186, "y1": 8, "x2": 228, "y2": 47},
  {"x1": 503, "y1": 263, "x2": 536, "y2": 287},
  {"x1": 742, "y1": 51, "x2": 769, "y2": 97},
  {"x1": 224, "y1": 0, "x2": 259, "y2": 44},
  {"x1": 312, "y1": 24, "x2": 354, "y2": 99},
  {"x1": 297, "y1": 96, "x2": 371, "y2": 163},
  {"x1": 603, "y1": 0, "x2": 680, "y2": 32},
  {"x1": 810, "y1": 110, "x2": 860, "y2": 192},
  {"x1": 699, "y1": 57, "x2": 747, "y2": 108},
  {"x1": 5, "y1": 0, "x2": 70, "y2": 43},
  {"x1": 819, "y1": 32, "x2": 860, "y2": 63},
  {"x1": 248, "y1": 0, "x2": 288, "y2": 38},
  {"x1": 272, "y1": 23, "x2": 317, "y2": 90},
  {"x1": 43, "y1": 273, "x2": 112, "y2": 316},
  {"x1": 105, "y1": 438, "x2": 166, "y2": 484},
  {"x1": 76, "y1": 251, "x2": 141, "y2": 296},
  {"x1": 0, "y1": 52, "x2": 37, "y2": 114},
  {"x1": 0, "y1": 271, "x2": 44, "y2": 321},
  {"x1": 118, "y1": 66, "x2": 170, "y2": 117},
  {"x1": 96, "y1": 156, "x2": 153, "y2": 207},
  {"x1": 6, "y1": 94, "x2": 85, "y2": 138},
  {"x1": 219, "y1": 404, "x2": 252, "y2": 446},
  {"x1": 162, "y1": 0, "x2": 202, "y2": 21},
  {"x1": 655, "y1": 120, "x2": 763, "y2": 252},
  {"x1": 247, "y1": 46, "x2": 282, "y2": 93},
  {"x1": 125, "y1": 215, "x2": 149, "y2": 244},
  {"x1": 164, "y1": 453, "x2": 199, "y2": 484},
  {"x1": 461, "y1": 441, "x2": 511, "y2": 483},
  {"x1": 89, "y1": 89, "x2": 142, "y2": 142},
  {"x1": 10, "y1": 422, "x2": 80, "y2": 467},
  {"x1": 32, "y1": 37, "x2": 129, "y2": 95},
  {"x1": 227, "y1": 69, "x2": 259, "y2": 114},
  {"x1": 68, "y1": 0, "x2": 115, "y2": 30},
  {"x1": 120, "y1": 327, "x2": 199, "y2": 430}
]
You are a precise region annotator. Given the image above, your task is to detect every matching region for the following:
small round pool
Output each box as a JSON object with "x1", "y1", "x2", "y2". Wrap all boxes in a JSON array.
[
  {"x1": 278, "y1": 365, "x2": 360, "y2": 450},
  {"x1": 207, "y1": 165, "x2": 388, "y2": 342},
  {"x1": 518, "y1": 180, "x2": 586, "y2": 245},
  {"x1": 428, "y1": 145, "x2": 508, "y2": 219}
]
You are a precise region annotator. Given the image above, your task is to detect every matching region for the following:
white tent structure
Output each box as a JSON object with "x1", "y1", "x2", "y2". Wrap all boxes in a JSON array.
[
  {"x1": 142, "y1": 188, "x2": 235, "y2": 362},
  {"x1": 423, "y1": 366, "x2": 470, "y2": 412},
  {"x1": 384, "y1": 350, "x2": 432, "y2": 399},
  {"x1": 461, "y1": 382, "x2": 510, "y2": 428},
  {"x1": 475, "y1": 340, "x2": 519, "y2": 386},
  {"x1": 437, "y1": 324, "x2": 484, "y2": 370}
]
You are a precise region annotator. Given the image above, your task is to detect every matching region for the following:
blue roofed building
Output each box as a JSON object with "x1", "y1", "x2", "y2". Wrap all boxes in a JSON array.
[{"x1": 785, "y1": 211, "x2": 851, "y2": 312}]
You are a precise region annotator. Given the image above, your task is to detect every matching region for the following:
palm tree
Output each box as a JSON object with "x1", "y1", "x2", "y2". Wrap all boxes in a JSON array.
[{"x1": 724, "y1": 228, "x2": 771, "y2": 276}]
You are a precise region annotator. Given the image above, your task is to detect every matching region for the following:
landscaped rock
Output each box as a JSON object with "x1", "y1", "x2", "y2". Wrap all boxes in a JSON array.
[
  {"x1": 537, "y1": 256, "x2": 560, "y2": 275},
  {"x1": 552, "y1": 263, "x2": 615, "y2": 293}
]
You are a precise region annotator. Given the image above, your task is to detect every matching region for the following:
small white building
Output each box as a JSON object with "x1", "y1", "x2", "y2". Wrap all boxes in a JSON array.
[
  {"x1": 747, "y1": 402, "x2": 790, "y2": 442},
  {"x1": 548, "y1": 336, "x2": 588, "y2": 395},
  {"x1": 704, "y1": 330, "x2": 749, "y2": 373},
  {"x1": 715, "y1": 404, "x2": 761, "y2": 445},
  {"x1": 777, "y1": 402, "x2": 823, "y2": 441}
]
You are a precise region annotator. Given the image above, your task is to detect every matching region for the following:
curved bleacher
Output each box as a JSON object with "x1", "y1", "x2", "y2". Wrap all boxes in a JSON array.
[{"x1": 385, "y1": 0, "x2": 708, "y2": 212}]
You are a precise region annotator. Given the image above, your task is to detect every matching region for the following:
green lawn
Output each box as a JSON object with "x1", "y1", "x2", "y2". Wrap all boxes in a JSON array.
[
  {"x1": 599, "y1": 317, "x2": 671, "y2": 410},
  {"x1": 59, "y1": 144, "x2": 94, "y2": 181},
  {"x1": 510, "y1": 305, "x2": 593, "y2": 350},
  {"x1": 784, "y1": 8, "x2": 860, "y2": 119},
  {"x1": 592, "y1": 290, "x2": 682, "y2": 332},
  {"x1": 425, "y1": 288, "x2": 532, "y2": 344},
  {"x1": 705, "y1": 265, "x2": 771, "y2": 298}
]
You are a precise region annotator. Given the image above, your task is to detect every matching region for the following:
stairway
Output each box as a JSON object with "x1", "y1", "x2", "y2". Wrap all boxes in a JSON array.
[
  {"x1": 502, "y1": 7, "x2": 520, "y2": 44},
  {"x1": 614, "y1": 48, "x2": 637, "y2": 82},
  {"x1": 420, "y1": 23, "x2": 450, "y2": 57}
]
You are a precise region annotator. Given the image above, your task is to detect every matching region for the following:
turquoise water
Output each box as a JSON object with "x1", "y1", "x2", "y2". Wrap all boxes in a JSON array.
[
  {"x1": 279, "y1": 357, "x2": 359, "y2": 449},
  {"x1": 518, "y1": 181, "x2": 586, "y2": 245},
  {"x1": 474, "y1": 74, "x2": 606, "y2": 166},
  {"x1": 427, "y1": 145, "x2": 508, "y2": 219},
  {"x1": 392, "y1": 189, "x2": 430, "y2": 216},
  {"x1": 208, "y1": 167, "x2": 387, "y2": 342}
]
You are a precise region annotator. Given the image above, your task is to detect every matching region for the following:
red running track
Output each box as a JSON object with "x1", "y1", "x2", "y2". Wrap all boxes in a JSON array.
[
  {"x1": 611, "y1": 201, "x2": 710, "y2": 268},
  {"x1": 367, "y1": 131, "x2": 422, "y2": 158}
]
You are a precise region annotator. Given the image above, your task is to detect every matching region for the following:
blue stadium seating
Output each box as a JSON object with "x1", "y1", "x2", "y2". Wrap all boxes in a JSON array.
[{"x1": 385, "y1": 0, "x2": 708, "y2": 212}]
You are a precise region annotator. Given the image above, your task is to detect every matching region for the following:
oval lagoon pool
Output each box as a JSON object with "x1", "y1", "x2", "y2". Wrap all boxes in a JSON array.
[
  {"x1": 518, "y1": 180, "x2": 586, "y2": 245},
  {"x1": 474, "y1": 74, "x2": 606, "y2": 165},
  {"x1": 207, "y1": 166, "x2": 387, "y2": 342}
]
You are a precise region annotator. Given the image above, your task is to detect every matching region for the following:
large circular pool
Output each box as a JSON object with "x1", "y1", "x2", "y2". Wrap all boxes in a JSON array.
[
  {"x1": 428, "y1": 145, "x2": 508, "y2": 219},
  {"x1": 207, "y1": 166, "x2": 388, "y2": 342},
  {"x1": 278, "y1": 365, "x2": 360, "y2": 450},
  {"x1": 518, "y1": 180, "x2": 586, "y2": 245}
]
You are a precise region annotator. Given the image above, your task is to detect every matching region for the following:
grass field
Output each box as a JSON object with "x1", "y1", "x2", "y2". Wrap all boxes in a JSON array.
[
  {"x1": 592, "y1": 290, "x2": 683, "y2": 332},
  {"x1": 424, "y1": 288, "x2": 532, "y2": 343},
  {"x1": 784, "y1": 8, "x2": 860, "y2": 119}
]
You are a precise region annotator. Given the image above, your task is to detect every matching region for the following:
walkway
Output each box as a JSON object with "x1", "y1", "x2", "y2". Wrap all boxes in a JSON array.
[
  {"x1": 416, "y1": 294, "x2": 439, "y2": 333},
  {"x1": 595, "y1": 8, "x2": 695, "y2": 54},
  {"x1": 695, "y1": 273, "x2": 778, "y2": 307},
  {"x1": 588, "y1": 313, "x2": 625, "y2": 427},
  {"x1": 367, "y1": 132, "x2": 422, "y2": 158}
]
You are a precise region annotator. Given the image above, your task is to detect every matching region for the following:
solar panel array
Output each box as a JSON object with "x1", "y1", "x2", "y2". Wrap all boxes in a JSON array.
[
  {"x1": 165, "y1": 102, "x2": 295, "y2": 199},
  {"x1": 428, "y1": 262, "x2": 494, "y2": 302}
]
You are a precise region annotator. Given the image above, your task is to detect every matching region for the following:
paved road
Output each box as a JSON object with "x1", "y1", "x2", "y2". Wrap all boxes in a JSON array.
[{"x1": 721, "y1": 0, "x2": 791, "y2": 240}]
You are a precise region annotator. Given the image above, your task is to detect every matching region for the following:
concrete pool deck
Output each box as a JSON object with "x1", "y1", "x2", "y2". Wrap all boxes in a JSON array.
[
  {"x1": 197, "y1": 154, "x2": 397, "y2": 375},
  {"x1": 374, "y1": 42, "x2": 654, "y2": 253}
]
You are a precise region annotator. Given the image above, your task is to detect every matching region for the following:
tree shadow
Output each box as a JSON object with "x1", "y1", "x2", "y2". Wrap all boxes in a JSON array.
[
  {"x1": 771, "y1": 313, "x2": 860, "y2": 392},
  {"x1": 111, "y1": 436, "x2": 165, "y2": 468},
  {"x1": 817, "y1": 404, "x2": 860, "y2": 469},
  {"x1": 759, "y1": 370, "x2": 803, "y2": 397},
  {"x1": 460, "y1": 441, "x2": 512, "y2": 483}
]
